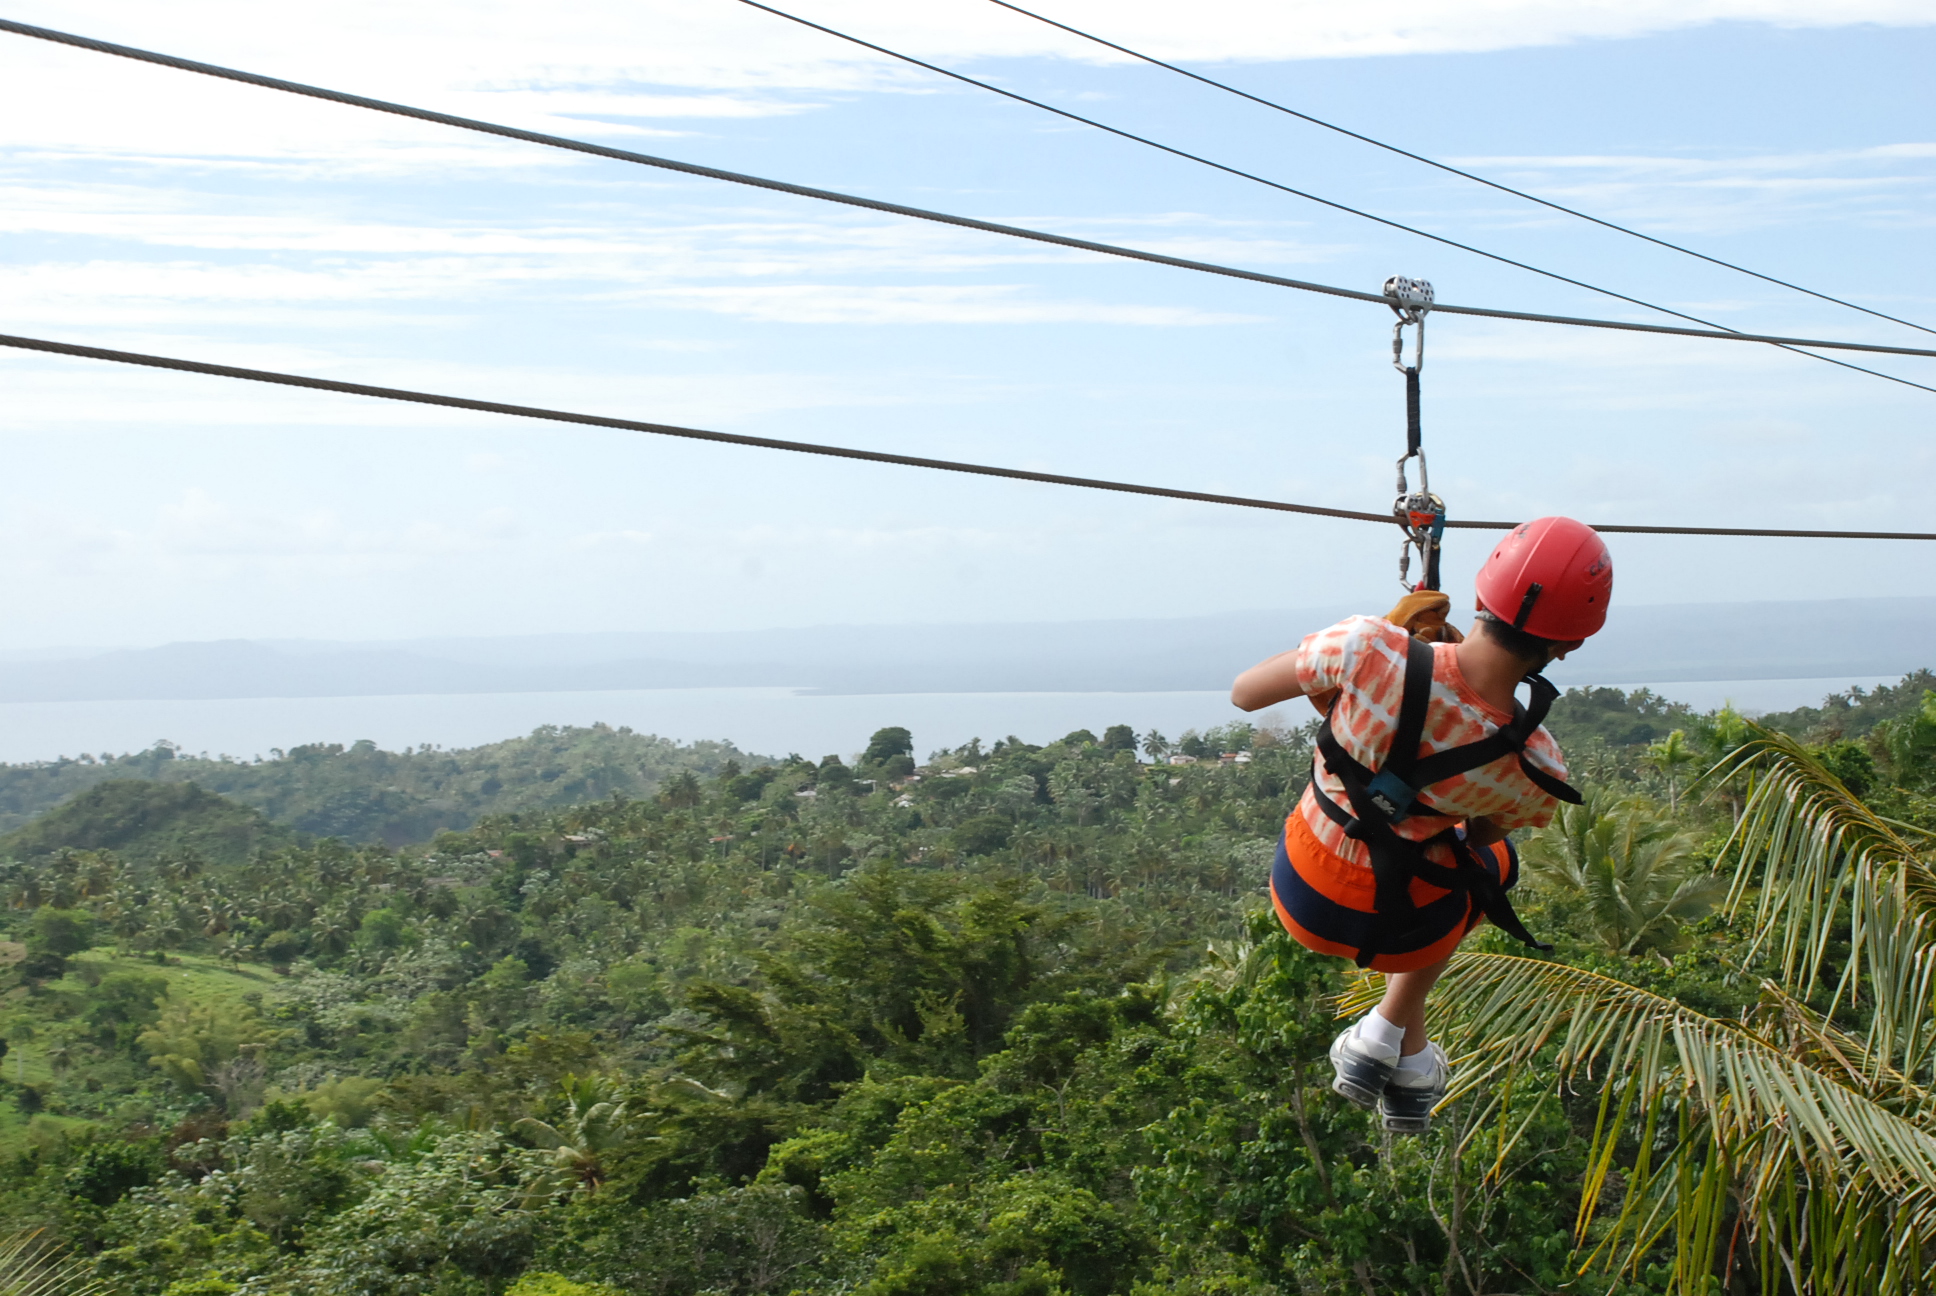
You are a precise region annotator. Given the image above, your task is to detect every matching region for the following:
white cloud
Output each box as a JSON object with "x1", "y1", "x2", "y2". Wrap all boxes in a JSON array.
[
  {"x1": 12, "y1": 0, "x2": 1936, "y2": 93},
  {"x1": 0, "y1": 186, "x2": 1308, "y2": 337},
  {"x1": 1441, "y1": 144, "x2": 1936, "y2": 235},
  {"x1": 1453, "y1": 144, "x2": 1936, "y2": 174},
  {"x1": 0, "y1": 344, "x2": 1013, "y2": 428},
  {"x1": 435, "y1": 88, "x2": 817, "y2": 122},
  {"x1": 622, "y1": 282, "x2": 1262, "y2": 324},
  {"x1": 0, "y1": 490, "x2": 517, "y2": 577},
  {"x1": 0, "y1": 0, "x2": 1928, "y2": 172}
]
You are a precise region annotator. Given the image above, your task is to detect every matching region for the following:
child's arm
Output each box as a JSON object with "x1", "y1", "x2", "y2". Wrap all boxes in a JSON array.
[{"x1": 1231, "y1": 650, "x2": 1307, "y2": 712}]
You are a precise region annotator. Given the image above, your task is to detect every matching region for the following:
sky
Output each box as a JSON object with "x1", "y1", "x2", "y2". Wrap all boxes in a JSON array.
[{"x1": 0, "y1": 0, "x2": 1932, "y2": 650}]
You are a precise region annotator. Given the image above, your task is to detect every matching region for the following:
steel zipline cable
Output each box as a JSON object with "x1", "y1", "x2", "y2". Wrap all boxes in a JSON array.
[
  {"x1": 3, "y1": 17, "x2": 1936, "y2": 372},
  {"x1": 2, "y1": 330, "x2": 1931, "y2": 543},
  {"x1": 985, "y1": 0, "x2": 1936, "y2": 340},
  {"x1": 733, "y1": 0, "x2": 1936, "y2": 397}
]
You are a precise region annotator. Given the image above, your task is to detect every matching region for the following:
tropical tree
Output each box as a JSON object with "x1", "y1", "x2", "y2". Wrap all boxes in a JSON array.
[
  {"x1": 1878, "y1": 688, "x2": 1936, "y2": 787},
  {"x1": 515, "y1": 1075, "x2": 632, "y2": 1192},
  {"x1": 1521, "y1": 790, "x2": 1725, "y2": 956},
  {"x1": 1409, "y1": 726, "x2": 1936, "y2": 1294},
  {"x1": 1645, "y1": 727, "x2": 1698, "y2": 811},
  {"x1": 139, "y1": 993, "x2": 273, "y2": 1099},
  {"x1": 311, "y1": 908, "x2": 355, "y2": 957}
]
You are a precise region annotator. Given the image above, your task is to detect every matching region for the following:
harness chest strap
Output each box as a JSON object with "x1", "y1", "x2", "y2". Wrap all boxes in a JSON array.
[{"x1": 1310, "y1": 636, "x2": 1578, "y2": 965}]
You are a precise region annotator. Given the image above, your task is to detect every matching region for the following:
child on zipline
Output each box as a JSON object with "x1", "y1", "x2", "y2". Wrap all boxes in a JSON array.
[{"x1": 1231, "y1": 517, "x2": 1612, "y2": 1132}]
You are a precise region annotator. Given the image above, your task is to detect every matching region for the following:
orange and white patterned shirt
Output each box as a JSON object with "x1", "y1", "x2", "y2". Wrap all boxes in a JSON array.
[{"x1": 1290, "y1": 615, "x2": 1567, "y2": 869}]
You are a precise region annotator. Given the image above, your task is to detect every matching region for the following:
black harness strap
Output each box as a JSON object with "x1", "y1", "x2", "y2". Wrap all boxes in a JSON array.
[
  {"x1": 1380, "y1": 638, "x2": 1435, "y2": 809},
  {"x1": 1310, "y1": 636, "x2": 1569, "y2": 966},
  {"x1": 1406, "y1": 672, "x2": 1583, "y2": 806},
  {"x1": 1308, "y1": 786, "x2": 1549, "y2": 957},
  {"x1": 1315, "y1": 639, "x2": 1435, "y2": 931}
]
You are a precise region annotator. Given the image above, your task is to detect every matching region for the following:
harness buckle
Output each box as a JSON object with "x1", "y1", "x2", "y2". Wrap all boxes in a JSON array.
[{"x1": 1365, "y1": 769, "x2": 1418, "y2": 822}]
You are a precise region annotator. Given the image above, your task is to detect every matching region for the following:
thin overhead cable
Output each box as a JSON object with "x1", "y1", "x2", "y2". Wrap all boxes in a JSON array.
[
  {"x1": 987, "y1": 0, "x2": 1935, "y2": 339},
  {"x1": 2, "y1": 330, "x2": 1930, "y2": 543},
  {"x1": 735, "y1": 0, "x2": 1935, "y2": 398},
  {"x1": 2, "y1": 19, "x2": 1934, "y2": 375}
]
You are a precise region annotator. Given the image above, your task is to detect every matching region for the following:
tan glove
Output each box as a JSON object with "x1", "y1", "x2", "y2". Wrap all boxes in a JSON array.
[
  {"x1": 1386, "y1": 590, "x2": 1465, "y2": 644},
  {"x1": 1305, "y1": 592, "x2": 1465, "y2": 715}
]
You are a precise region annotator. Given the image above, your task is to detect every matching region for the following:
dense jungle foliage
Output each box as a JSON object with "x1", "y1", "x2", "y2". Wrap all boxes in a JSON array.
[{"x1": 0, "y1": 674, "x2": 1926, "y2": 1295}]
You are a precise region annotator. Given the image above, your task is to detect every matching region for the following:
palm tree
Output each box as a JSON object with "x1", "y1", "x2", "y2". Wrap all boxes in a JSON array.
[
  {"x1": 265, "y1": 893, "x2": 305, "y2": 931},
  {"x1": 311, "y1": 910, "x2": 354, "y2": 957},
  {"x1": 160, "y1": 854, "x2": 203, "y2": 886},
  {"x1": 1521, "y1": 791, "x2": 1726, "y2": 956},
  {"x1": 150, "y1": 915, "x2": 191, "y2": 953},
  {"x1": 1645, "y1": 727, "x2": 1699, "y2": 811},
  {"x1": 1387, "y1": 727, "x2": 1936, "y2": 1294},
  {"x1": 515, "y1": 1074, "x2": 632, "y2": 1192},
  {"x1": 198, "y1": 897, "x2": 236, "y2": 938},
  {"x1": 110, "y1": 907, "x2": 145, "y2": 955}
]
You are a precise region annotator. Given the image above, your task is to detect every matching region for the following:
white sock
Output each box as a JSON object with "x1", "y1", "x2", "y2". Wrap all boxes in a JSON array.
[
  {"x1": 1354, "y1": 1009, "x2": 1406, "y2": 1057},
  {"x1": 1394, "y1": 1043, "x2": 1440, "y2": 1079}
]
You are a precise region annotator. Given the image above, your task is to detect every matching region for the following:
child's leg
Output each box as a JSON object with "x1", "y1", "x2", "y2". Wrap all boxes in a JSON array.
[{"x1": 1374, "y1": 957, "x2": 1450, "y2": 1056}]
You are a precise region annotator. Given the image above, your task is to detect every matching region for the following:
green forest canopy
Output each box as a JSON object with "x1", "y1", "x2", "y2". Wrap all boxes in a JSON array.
[{"x1": 0, "y1": 674, "x2": 1925, "y2": 1294}]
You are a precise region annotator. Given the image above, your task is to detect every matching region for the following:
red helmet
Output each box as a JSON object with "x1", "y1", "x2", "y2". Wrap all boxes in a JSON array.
[{"x1": 1475, "y1": 517, "x2": 1612, "y2": 641}]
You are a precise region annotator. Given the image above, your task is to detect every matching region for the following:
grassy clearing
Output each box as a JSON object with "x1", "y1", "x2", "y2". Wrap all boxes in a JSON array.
[
  {"x1": 72, "y1": 951, "x2": 287, "y2": 1008},
  {"x1": 0, "y1": 951, "x2": 293, "y2": 1153}
]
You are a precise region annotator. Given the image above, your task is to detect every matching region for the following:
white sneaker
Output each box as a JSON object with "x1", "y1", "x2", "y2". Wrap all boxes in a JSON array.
[
  {"x1": 1379, "y1": 1042, "x2": 1449, "y2": 1134},
  {"x1": 1328, "y1": 1025, "x2": 1398, "y2": 1109}
]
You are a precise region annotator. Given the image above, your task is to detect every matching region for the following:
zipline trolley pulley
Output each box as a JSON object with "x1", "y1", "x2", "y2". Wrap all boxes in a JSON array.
[{"x1": 1385, "y1": 275, "x2": 1444, "y2": 592}]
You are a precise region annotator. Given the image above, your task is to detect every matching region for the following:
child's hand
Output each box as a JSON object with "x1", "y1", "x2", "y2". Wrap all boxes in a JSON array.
[
  {"x1": 1463, "y1": 816, "x2": 1508, "y2": 847},
  {"x1": 1386, "y1": 590, "x2": 1465, "y2": 643}
]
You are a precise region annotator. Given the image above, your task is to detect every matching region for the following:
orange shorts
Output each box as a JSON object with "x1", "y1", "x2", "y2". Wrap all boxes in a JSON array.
[{"x1": 1268, "y1": 808, "x2": 1517, "y2": 973}]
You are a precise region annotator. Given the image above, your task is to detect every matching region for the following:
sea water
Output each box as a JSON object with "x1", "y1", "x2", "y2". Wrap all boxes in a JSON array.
[{"x1": 0, "y1": 676, "x2": 1897, "y2": 765}]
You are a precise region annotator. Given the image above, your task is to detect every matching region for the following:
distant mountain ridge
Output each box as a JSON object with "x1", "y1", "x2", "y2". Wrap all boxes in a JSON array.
[{"x1": 0, "y1": 597, "x2": 1926, "y2": 703}]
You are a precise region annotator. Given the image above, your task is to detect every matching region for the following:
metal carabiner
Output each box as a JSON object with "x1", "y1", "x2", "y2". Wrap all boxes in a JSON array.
[
  {"x1": 1392, "y1": 316, "x2": 1425, "y2": 375},
  {"x1": 1384, "y1": 274, "x2": 1433, "y2": 375},
  {"x1": 1394, "y1": 446, "x2": 1430, "y2": 504}
]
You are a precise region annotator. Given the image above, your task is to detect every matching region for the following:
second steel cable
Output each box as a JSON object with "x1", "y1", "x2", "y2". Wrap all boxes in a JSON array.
[
  {"x1": 2, "y1": 330, "x2": 1929, "y2": 542},
  {"x1": 736, "y1": 0, "x2": 1936, "y2": 398},
  {"x1": 986, "y1": 0, "x2": 1935, "y2": 340}
]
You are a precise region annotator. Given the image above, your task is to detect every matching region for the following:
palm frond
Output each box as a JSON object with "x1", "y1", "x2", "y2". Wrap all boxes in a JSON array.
[
  {"x1": 1711, "y1": 727, "x2": 1935, "y2": 982},
  {"x1": 1330, "y1": 722, "x2": 1936, "y2": 1291},
  {"x1": 1711, "y1": 727, "x2": 1936, "y2": 1079},
  {"x1": 1522, "y1": 793, "x2": 1722, "y2": 955},
  {"x1": 1413, "y1": 955, "x2": 1936, "y2": 1188},
  {"x1": 1374, "y1": 952, "x2": 1936, "y2": 1291},
  {"x1": 0, "y1": 1231, "x2": 104, "y2": 1296}
]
